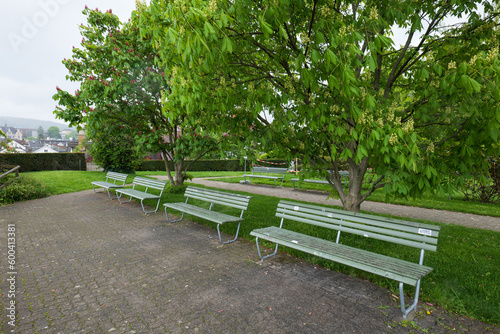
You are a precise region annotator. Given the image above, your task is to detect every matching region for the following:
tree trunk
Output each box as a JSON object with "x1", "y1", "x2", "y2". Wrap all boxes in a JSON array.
[
  {"x1": 342, "y1": 192, "x2": 363, "y2": 212},
  {"x1": 161, "y1": 150, "x2": 176, "y2": 186},
  {"x1": 338, "y1": 157, "x2": 369, "y2": 212},
  {"x1": 173, "y1": 161, "x2": 185, "y2": 186}
]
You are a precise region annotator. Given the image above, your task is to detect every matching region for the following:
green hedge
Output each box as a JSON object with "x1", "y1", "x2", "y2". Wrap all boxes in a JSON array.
[
  {"x1": 137, "y1": 159, "x2": 288, "y2": 172},
  {"x1": 0, "y1": 153, "x2": 87, "y2": 172},
  {"x1": 138, "y1": 159, "x2": 244, "y2": 172}
]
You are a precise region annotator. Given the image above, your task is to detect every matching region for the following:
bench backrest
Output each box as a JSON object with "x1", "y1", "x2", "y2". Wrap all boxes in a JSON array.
[
  {"x1": 106, "y1": 172, "x2": 128, "y2": 184},
  {"x1": 132, "y1": 176, "x2": 168, "y2": 192},
  {"x1": 252, "y1": 167, "x2": 288, "y2": 175},
  {"x1": 185, "y1": 186, "x2": 252, "y2": 211},
  {"x1": 276, "y1": 200, "x2": 440, "y2": 252},
  {"x1": 330, "y1": 170, "x2": 349, "y2": 177},
  {"x1": 301, "y1": 169, "x2": 349, "y2": 179}
]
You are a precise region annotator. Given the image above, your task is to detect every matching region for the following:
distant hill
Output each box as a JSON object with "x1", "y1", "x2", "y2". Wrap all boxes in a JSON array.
[{"x1": 0, "y1": 116, "x2": 74, "y2": 131}]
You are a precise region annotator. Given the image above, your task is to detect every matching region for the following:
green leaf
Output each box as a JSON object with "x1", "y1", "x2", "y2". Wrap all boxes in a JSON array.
[
  {"x1": 316, "y1": 31, "x2": 325, "y2": 44},
  {"x1": 368, "y1": 55, "x2": 376, "y2": 71},
  {"x1": 328, "y1": 75, "x2": 339, "y2": 89},
  {"x1": 311, "y1": 50, "x2": 320, "y2": 64},
  {"x1": 325, "y1": 49, "x2": 338, "y2": 66},
  {"x1": 458, "y1": 62, "x2": 468, "y2": 74},
  {"x1": 222, "y1": 36, "x2": 233, "y2": 53},
  {"x1": 204, "y1": 21, "x2": 216, "y2": 36},
  {"x1": 258, "y1": 16, "x2": 273, "y2": 38}
]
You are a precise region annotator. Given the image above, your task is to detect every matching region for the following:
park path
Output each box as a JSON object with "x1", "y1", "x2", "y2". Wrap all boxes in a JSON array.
[{"x1": 185, "y1": 177, "x2": 500, "y2": 232}]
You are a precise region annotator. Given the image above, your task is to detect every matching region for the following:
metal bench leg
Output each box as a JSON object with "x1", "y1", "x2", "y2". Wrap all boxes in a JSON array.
[
  {"x1": 255, "y1": 237, "x2": 279, "y2": 260},
  {"x1": 216, "y1": 221, "x2": 241, "y2": 244},
  {"x1": 106, "y1": 189, "x2": 119, "y2": 200},
  {"x1": 217, "y1": 222, "x2": 239, "y2": 244},
  {"x1": 165, "y1": 207, "x2": 184, "y2": 223},
  {"x1": 92, "y1": 184, "x2": 101, "y2": 194},
  {"x1": 116, "y1": 193, "x2": 132, "y2": 204},
  {"x1": 93, "y1": 184, "x2": 117, "y2": 199},
  {"x1": 399, "y1": 280, "x2": 421, "y2": 318},
  {"x1": 140, "y1": 199, "x2": 160, "y2": 215}
]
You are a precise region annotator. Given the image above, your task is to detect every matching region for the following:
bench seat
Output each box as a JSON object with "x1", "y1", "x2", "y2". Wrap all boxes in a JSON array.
[
  {"x1": 116, "y1": 177, "x2": 168, "y2": 214},
  {"x1": 164, "y1": 186, "x2": 252, "y2": 244},
  {"x1": 164, "y1": 202, "x2": 243, "y2": 225},
  {"x1": 250, "y1": 200, "x2": 440, "y2": 318},
  {"x1": 91, "y1": 172, "x2": 129, "y2": 199},
  {"x1": 116, "y1": 188, "x2": 162, "y2": 200},
  {"x1": 243, "y1": 174, "x2": 283, "y2": 180},
  {"x1": 290, "y1": 178, "x2": 328, "y2": 184},
  {"x1": 251, "y1": 226, "x2": 432, "y2": 286},
  {"x1": 243, "y1": 166, "x2": 288, "y2": 187},
  {"x1": 290, "y1": 170, "x2": 348, "y2": 191}
]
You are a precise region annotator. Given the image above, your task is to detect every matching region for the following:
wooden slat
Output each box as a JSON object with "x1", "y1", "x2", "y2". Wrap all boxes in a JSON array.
[
  {"x1": 279, "y1": 200, "x2": 440, "y2": 234},
  {"x1": 106, "y1": 172, "x2": 128, "y2": 182},
  {"x1": 165, "y1": 202, "x2": 243, "y2": 224},
  {"x1": 117, "y1": 189, "x2": 160, "y2": 199},
  {"x1": 132, "y1": 177, "x2": 168, "y2": 190},
  {"x1": 275, "y1": 211, "x2": 437, "y2": 251},
  {"x1": 251, "y1": 227, "x2": 432, "y2": 286},
  {"x1": 185, "y1": 187, "x2": 251, "y2": 210},
  {"x1": 252, "y1": 167, "x2": 288, "y2": 174},
  {"x1": 91, "y1": 181, "x2": 124, "y2": 189},
  {"x1": 276, "y1": 208, "x2": 439, "y2": 245}
]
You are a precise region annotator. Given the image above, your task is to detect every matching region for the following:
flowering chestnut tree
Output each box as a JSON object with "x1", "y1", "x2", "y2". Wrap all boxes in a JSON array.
[
  {"x1": 53, "y1": 6, "x2": 220, "y2": 185},
  {"x1": 145, "y1": 0, "x2": 500, "y2": 211}
]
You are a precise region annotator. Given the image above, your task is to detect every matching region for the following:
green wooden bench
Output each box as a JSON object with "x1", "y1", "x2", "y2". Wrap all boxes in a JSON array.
[
  {"x1": 250, "y1": 200, "x2": 440, "y2": 318},
  {"x1": 291, "y1": 170, "x2": 349, "y2": 191},
  {"x1": 116, "y1": 176, "x2": 168, "y2": 214},
  {"x1": 91, "y1": 172, "x2": 129, "y2": 199},
  {"x1": 243, "y1": 166, "x2": 288, "y2": 187},
  {"x1": 164, "y1": 186, "x2": 252, "y2": 244}
]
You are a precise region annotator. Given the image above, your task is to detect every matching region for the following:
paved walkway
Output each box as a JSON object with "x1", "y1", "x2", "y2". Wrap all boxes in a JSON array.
[
  {"x1": 186, "y1": 178, "x2": 500, "y2": 231},
  {"x1": 0, "y1": 188, "x2": 498, "y2": 333}
]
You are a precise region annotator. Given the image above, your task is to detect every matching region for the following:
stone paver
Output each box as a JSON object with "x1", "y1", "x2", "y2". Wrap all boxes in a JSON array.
[{"x1": 0, "y1": 189, "x2": 498, "y2": 333}]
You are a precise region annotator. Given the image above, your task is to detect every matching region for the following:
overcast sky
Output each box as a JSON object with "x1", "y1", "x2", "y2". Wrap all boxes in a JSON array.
[
  {"x1": 1, "y1": 2, "x2": 471, "y2": 126},
  {"x1": 0, "y1": 0, "x2": 145, "y2": 124}
]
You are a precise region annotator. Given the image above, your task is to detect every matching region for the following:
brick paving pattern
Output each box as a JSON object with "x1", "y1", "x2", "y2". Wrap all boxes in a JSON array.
[{"x1": 0, "y1": 189, "x2": 498, "y2": 333}]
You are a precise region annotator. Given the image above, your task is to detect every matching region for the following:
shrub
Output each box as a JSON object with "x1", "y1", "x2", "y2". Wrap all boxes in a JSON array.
[
  {"x1": 0, "y1": 176, "x2": 50, "y2": 205},
  {"x1": 166, "y1": 184, "x2": 188, "y2": 194},
  {"x1": 459, "y1": 157, "x2": 500, "y2": 204},
  {"x1": 137, "y1": 159, "x2": 246, "y2": 172},
  {"x1": 87, "y1": 129, "x2": 143, "y2": 173}
]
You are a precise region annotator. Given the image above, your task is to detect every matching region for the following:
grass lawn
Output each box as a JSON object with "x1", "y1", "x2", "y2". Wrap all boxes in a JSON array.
[{"x1": 16, "y1": 170, "x2": 500, "y2": 325}]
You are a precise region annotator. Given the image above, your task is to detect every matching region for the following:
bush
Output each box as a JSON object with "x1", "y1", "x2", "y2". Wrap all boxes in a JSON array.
[
  {"x1": 459, "y1": 157, "x2": 500, "y2": 204},
  {"x1": 0, "y1": 176, "x2": 50, "y2": 205},
  {"x1": 87, "y1": 130, "x2": 143, "y2": 173},
  {"x1": 137, "y1": 159, "x2": 246, "y2": 172},
  {"x1": 166, "y1": 184, "x2": 188, "y2": 194}
]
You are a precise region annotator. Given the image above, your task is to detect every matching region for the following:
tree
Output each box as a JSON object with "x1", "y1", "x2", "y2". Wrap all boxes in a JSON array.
[
  {"x1": 87, "y1": 122, "x2": 144, "y2": 173},
  {"x1": 0, "y1": 130, "x2": 11, "y2": 151},
  {"x1": 53, "y1": 5, "x2": 222, "y2": 184},
  {"x1": 47, "y1": 126, "x2": 62, "y2": 139},
  {"x1": 147, "y1": 0, "x2": 500, "y2": 211},
  {"x1": 37, "y1": 126, "x2": 44, "y2": 140},
  {"x1": 64, "y1": 131, "x2": 79, "y2": 140}
]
